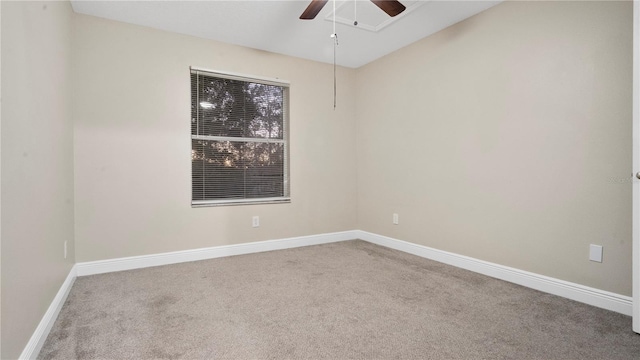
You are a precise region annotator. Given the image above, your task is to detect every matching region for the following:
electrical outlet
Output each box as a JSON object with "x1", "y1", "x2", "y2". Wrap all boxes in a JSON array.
[
  {"x1": 393, "y1": 213, "x2": 399, "y2": 225},
  {"x1": 252, "y1": 216, "x2": 260, "y2": 228},
  {"x1": 589, "y1": 244, "x2": 603, "y2": 263},
  {"x1": 64, "y1": 241, "x2": 67, "y2": 259}
]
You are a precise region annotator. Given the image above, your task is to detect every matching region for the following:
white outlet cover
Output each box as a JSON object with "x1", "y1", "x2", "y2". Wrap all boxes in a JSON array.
[{"x1": 589, "y1": 244, "x2": 603, "y2": 263}]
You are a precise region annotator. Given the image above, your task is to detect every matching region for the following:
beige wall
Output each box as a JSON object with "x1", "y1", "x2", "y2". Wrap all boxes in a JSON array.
[
  {"x1": 1, "y1": 1, "x2": 75, "y2": 358},
  {"x1": 356, "y1": 0, "x2": 633, "y2": 296},
  {"x1": 72, "y1": 14, "x2": 358, "y2": 262},
  {"x1": 1, "y1": 1, "x2": 635, "y2": 356}
]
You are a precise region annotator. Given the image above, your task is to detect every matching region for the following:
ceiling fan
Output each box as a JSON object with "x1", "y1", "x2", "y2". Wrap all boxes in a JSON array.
[{"x1": 300, "y1": 0, "x2": 406, "y2": 20}]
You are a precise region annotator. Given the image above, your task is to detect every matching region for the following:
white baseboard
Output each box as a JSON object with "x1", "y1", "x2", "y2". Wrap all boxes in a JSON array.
[
  {"x1": 25, "y1": 229, "x2": 633, "y2": 359},
  {"x1": 76, "y1": 230, "x2": 359, "y2": 276},
  {"x1": 19, "y1": 265, "x2": 77, "y2": 360},
  {"x1": 356, "y1": 230, "x2": 633, "y2": 316},
  {"x1": 75, "y1": 229, "x2": 633, "y2": 315}
]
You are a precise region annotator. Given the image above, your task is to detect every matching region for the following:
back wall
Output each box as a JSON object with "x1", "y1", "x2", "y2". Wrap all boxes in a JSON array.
[{"x1": 73, "y1": 14, "x2": 358, "y2": 262}]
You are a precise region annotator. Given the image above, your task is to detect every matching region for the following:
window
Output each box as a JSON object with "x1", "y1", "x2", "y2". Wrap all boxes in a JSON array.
[{"x1": 190, "y1": 68, "x2": 290, "y2": 206}]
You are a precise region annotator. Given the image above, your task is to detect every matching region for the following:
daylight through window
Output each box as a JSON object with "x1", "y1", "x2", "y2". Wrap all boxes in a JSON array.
[{"x1": 191, "y1": 68, "x2": 290, "y2": 206}]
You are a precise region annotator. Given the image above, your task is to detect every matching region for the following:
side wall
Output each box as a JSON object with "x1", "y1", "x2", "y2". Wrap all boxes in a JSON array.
[
  {"x1": 356, "y1": 1, "x2": 633, "y2": 295},
  {"x1": 1, "y1": 1, "x2": 75, "y2": 358},
  {"x1": 72, "y1": 14, "x2": 357, "y2": 262}
]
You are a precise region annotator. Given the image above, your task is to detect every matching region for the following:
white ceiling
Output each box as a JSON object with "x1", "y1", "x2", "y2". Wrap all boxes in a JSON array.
[{"x1": 70, "y1": 0, "x2": 502, "y2": 68}]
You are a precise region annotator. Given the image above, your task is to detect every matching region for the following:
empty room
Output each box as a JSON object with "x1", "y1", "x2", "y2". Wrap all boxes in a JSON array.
[{"x1": 2, "y1": 0, "x2": 640, "y2": 358}]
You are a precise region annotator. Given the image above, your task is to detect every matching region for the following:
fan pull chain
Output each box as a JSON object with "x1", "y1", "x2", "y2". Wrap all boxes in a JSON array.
[
  {"x1": 332, "y1": 0, "x2": 336, "y2": 35},
  {"x1": 333, "y1": 33, "x2": 338, "y2": 109},
  {"x1": 332, "y1": 0, "x2": 337, "y2": 109},
  {"x1": 354, "y1": 0, "x2": 358, "y2": 26}
]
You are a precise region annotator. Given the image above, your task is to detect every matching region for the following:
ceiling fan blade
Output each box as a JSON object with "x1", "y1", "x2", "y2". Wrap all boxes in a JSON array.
[
  {"x1": 300, "y1": 0, "x2": 329, "y2": 20},
  {"x1": 370, "y1": 0, "x2": 406, "y2": 17}
]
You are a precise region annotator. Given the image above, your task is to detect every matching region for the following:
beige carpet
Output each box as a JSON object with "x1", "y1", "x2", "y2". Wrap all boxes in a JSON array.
[{"x1": 39, "y1": 240, "x2": 640, "y2": 359}]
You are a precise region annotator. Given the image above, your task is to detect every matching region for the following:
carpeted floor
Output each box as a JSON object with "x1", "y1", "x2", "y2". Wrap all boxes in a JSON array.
[{"x1": 39, "y1": 240, "x2": 640, "y2": 359}]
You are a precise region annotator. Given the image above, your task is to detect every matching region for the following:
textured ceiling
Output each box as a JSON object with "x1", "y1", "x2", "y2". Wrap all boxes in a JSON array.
[{"x1": 70, "y1": 0, "x2": 502, "y2": 68}]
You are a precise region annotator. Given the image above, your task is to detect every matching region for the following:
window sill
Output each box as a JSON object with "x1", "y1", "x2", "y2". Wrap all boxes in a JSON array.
[{"x1": 192, "y1": 197, "x2": 291, "y2": 207}]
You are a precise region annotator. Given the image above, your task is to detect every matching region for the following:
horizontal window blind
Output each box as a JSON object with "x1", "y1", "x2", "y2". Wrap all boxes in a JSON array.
[{"x1": 191, "y1": 68, "x2": 290, "y2": 206}]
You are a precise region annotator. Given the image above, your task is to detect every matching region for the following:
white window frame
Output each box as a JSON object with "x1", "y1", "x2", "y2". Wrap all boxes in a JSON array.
[{"x1": 190, "y1": 67, "x2": 290, "y2": 207}]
